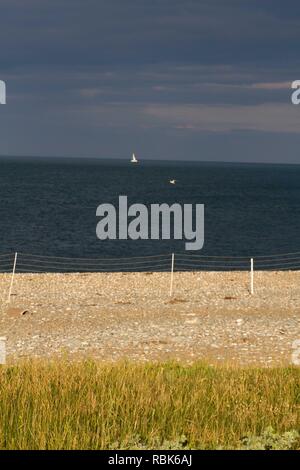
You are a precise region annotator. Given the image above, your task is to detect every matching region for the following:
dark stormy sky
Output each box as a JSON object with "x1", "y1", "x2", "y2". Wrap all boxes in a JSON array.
[{"x1": 1, "y1": 0, "x2": 300, "y2": 162}]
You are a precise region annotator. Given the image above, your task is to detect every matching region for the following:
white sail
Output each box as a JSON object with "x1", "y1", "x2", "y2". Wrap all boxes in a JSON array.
[{"x1": 131, "y1": 153, "x2": 138, "y2": 163}]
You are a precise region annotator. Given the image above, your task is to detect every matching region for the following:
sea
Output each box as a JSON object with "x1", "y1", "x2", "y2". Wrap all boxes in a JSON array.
[{"x1": 0, "y1": 156, "x2": 300, "y2": 270}]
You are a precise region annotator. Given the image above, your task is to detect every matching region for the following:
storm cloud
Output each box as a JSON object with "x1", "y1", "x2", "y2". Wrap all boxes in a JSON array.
[{"x1": 1, "y1": 0, "x2": 300, "y2": 162}]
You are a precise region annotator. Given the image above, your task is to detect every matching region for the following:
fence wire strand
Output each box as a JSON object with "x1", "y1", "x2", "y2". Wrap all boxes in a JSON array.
[{"x1": 1, "y1": 251, "x2": 300, "y2": 273}]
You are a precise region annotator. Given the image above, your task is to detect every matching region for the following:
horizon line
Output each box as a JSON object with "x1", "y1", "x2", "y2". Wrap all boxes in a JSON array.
[{"x1": 0, "y1": 153, "x2": 300, "y2": 166}]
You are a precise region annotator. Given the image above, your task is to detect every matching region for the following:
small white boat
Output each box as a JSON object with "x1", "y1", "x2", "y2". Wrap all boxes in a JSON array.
[
  {"x1": 169, "y1": 179, "x2": 176, "y2": 185},
  {"x1": 131, "y1": 153, "x2": 139, "y2": 163}
]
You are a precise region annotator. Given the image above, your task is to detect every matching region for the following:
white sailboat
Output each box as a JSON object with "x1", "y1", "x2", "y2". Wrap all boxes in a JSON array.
[{"x1": 130, "y1": 153, "x2": 139, "y2": 164}]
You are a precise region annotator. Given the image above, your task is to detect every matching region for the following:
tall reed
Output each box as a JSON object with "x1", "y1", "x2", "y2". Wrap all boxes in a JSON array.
[{"x1": 0, "y1": 360, "x2": 299, "y2": 449}]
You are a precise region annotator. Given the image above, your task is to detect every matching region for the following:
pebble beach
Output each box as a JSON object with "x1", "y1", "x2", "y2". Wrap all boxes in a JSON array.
[{"x1": 0, "y1": 270, "x2": 300, "y2": 366}]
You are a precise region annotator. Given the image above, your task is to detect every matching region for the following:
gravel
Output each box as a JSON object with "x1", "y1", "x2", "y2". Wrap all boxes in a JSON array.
[{"x1": 0, "y1": 270, "x2": 299, "y2": 366}]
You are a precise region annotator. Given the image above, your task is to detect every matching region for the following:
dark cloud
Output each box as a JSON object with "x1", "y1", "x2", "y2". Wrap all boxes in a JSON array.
[
  {"x1": 0, "y1": 0, "x2": 300, "y2": 162},
  {"x1": 1, "y1": 0, "x2": 300, "y2": 68}
]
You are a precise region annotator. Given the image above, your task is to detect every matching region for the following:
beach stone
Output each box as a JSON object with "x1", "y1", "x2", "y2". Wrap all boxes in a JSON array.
[{"x1": 6, "y1": 307, "x2": 30, "y2": 317}]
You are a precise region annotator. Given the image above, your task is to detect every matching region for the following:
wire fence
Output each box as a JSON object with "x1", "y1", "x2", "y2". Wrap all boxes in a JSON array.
[
  {"x1": 14, "y1": 252, "x2": 172, "y2": 273},
  {"x1": 2, "y1": 251, "x2": 300, "y2": 273},
  {"x1": 1, "y1": 250, "x2": 300, "y2": 304}
]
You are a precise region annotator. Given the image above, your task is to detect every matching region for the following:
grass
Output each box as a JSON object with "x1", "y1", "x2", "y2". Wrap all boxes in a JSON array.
[{"x1": 0, "y1": 360, "x2": 299, "y2": 449}]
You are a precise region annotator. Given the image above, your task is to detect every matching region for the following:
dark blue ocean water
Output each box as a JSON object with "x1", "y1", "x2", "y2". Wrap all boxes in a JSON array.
[{"x1": 0, "y1": 156, "x2": 300, "y2": 261}]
